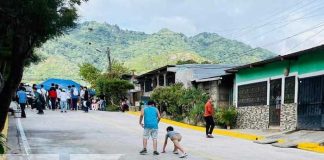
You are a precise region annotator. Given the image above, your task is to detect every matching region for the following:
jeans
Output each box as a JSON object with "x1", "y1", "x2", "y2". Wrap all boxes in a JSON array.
[
  {"x1": 19, "y1": 103, "x2": 26, "y2": 118},
  {"x1": 60, "y1": 101, "x2": 67, "y2": 112},
  {"x1": 72, "y1": 98, "x2": 78, "y2": 110},
  {"x1": 67, "y1": 99, "x2": 71, "y2": 110},
  {"x1": 204, "y1": 116, "x2": 215, "y2": 135}
]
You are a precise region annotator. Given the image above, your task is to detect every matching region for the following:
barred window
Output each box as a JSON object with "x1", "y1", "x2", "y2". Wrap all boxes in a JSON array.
[
  {"x1": 238, "y1": 81, "x2": 267, "y2": 107},
  {"x1": 284, "y1": 76, "x2": 295, "y2": 104}
]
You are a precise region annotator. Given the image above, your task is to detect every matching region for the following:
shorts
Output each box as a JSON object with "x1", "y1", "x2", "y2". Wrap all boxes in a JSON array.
[{"x1": 143, "y1": 128, "x2": 158, "y2": 139}]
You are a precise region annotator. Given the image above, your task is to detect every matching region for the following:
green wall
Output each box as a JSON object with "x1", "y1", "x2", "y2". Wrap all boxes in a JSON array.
[{"x1": 236, "y1": 50, "x2": 324, "y2": 83}]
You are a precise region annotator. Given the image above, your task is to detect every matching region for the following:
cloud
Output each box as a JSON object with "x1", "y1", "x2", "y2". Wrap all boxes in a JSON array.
[{"x1": 77, "y1": 0, "x2": 324, "y2": 54}]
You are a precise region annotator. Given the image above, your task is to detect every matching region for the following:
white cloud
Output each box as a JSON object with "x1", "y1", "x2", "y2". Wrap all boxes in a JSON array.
[{"x1": 77, "y1": 0, "x2": 324, "y2": 54}]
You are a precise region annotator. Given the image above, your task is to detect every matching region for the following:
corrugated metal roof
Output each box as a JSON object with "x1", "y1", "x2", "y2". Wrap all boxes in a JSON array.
[{"x1": 172, "y1": 64, "x2": 236, "y2": 81}]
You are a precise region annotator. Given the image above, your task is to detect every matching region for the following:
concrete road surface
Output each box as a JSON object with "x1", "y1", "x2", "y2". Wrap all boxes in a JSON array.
[{"x1": 7, "y1": 109, "x2": 324, "y2": 160}]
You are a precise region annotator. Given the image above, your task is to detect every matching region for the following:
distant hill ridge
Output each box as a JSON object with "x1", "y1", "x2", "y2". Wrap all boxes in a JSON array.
[{"x1": 23, "y1": 21, "x2": 275, "y2": 83}]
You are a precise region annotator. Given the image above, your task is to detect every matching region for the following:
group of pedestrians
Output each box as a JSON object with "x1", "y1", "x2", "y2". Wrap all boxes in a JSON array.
[
  {"x1": 138, "y1": 97, "x2": 216, "y2": 158},
  {"x1": 14, "y1": 83, "x2": 99, "y2": 118}
]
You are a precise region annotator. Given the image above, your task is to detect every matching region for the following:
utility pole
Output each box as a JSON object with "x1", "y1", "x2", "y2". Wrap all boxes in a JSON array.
[{"x1": 106, "y1": 47, "x2": 112, "y2": 72}]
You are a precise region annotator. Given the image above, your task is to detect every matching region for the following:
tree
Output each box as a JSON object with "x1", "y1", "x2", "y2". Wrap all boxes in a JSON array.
[
  {"x1": 79, "y1": 63, "x2": 101, "y2": 86},
  {"x1": 95, "y1": 77, "x2": 134, "y2": 105},
  {"x1": 0, "y1": 0, "x2": 88, "y2": 131},
  {"x1": 105, "y1": 59, "x2": 130, "y2": 79}
]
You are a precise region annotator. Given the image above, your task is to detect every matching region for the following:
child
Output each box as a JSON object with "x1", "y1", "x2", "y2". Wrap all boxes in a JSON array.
[{"x1": 162, "y1": 126, "x2": 187, "y2": 158}]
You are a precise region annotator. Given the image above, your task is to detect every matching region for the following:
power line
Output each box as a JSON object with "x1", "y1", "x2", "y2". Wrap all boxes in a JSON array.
[
  {"x1": 217, "y1": 21, "x2": 324, "y2": 62},
  {"x1": 222, "y1": 0, "x2": 322, "y2": 38},
  {"x1": 282, "y1": 26, "x2": 324, "y2": 54}
]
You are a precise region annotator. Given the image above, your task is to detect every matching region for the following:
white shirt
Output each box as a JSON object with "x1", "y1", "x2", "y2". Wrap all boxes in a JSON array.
[
  {"x1": 57, "y1": 89, "x2": 62, "y2": 98},
  {"x1": 80, "y1": 90, "x2": 85, "y2": 99},
  {"x1": 60, "y1": 92, "x2": 68, "y2": 101}
]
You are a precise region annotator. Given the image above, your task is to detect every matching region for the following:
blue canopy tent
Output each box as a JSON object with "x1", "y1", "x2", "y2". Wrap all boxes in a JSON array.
[{"x1": 38, "y1": 78, "x2": 81, "y2": 91}]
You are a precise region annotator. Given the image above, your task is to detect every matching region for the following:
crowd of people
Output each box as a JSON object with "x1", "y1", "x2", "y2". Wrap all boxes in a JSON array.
[{"x1": 12, "y1": 83, "x2": 107, "y2": 118}]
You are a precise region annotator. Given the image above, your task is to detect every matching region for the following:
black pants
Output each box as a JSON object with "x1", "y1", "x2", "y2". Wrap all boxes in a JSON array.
[
  {"x1": 72, "y1": 98, "x2": 78, "y2": 110},
  {"x1": 50, "y1": 98, "x2": 56, "y2": 110},
  {"x1": 20, "y1": 103, "x2": 26, "y2": 118},
  {"x1": 204, "y1": 116, "x2": 215, "y2": 135}
]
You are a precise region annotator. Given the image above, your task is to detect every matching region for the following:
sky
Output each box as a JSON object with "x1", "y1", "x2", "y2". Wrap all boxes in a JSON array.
[{"x1": 78, "y1": 0, "x2": 324, "y2": 54}]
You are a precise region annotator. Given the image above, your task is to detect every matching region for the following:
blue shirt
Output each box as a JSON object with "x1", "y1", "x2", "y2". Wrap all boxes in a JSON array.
[
  {"x1": 17, "y1": 90, "x2": 27, "y2": 104},
  {"x1": 144, "y1": 106, "x2": 159, "y2": 129}
]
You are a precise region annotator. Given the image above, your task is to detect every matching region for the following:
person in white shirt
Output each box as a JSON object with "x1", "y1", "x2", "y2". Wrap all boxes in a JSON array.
[{"x1": 59, "y1": 89, "x2": 68, "y2": 113}]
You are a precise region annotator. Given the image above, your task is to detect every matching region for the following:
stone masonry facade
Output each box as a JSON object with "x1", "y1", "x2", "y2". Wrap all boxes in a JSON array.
[
  {"x1": 280, "y1": 103, "x2": 297, "y2": 131},
  {"x1": 236, "y1": 105, "x2": 269, "y2": 129},
  {"x1": 236, "y1": 104, "x2": 297, "y2": 131}
]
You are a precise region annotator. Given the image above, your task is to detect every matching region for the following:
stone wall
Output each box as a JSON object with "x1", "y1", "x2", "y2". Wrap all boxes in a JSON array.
[
  {"x1": 236, "y1": 105, "x2": 269, "y2": 129},
  {"x1": 280, "y1": 103, "x2": 297, "y2": 131}
]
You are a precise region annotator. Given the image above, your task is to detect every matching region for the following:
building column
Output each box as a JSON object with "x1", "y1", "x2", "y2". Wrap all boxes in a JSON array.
[
  {"x1": 163, "y1": 73, "x2": 167, "y2": 86},
  {"x1": 143, "y1": 80, "x2": 146, "y2": 92},
  {"x1": 157, "y1": 75, "x2": 160, "y2": 87}
]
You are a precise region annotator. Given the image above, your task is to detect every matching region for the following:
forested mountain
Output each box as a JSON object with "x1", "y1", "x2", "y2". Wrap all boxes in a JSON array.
[{"x1": 23, "y1": 21, "x2": 275, "y2": 83}]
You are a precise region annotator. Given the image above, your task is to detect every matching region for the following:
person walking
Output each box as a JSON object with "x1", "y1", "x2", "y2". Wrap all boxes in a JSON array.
[
  {"x1": 66, "y1": 86, "x2": 71, "y2": 110},
  {"x1": 33, "y1": 87, "x2": 44, "y2": 114},
  {"x1": 16, "y1": 87, "x2": 27, "y2": 118},
  {"x1": 59, "y1": 89, "x2": 68, "y2": 113},
  {"x1": 71, "y1": 85, "x2": 79, "y2": 111},
  {"x1": 48, "y1": 84, "x2": 57, "y2": 111},
  {"x1": 204, "y1": 97, "x2": 215, "y2": 138},
  {"x1": 139, "y1": 100, "x2": 161, "y2": 155},
  {"x1": 37, "y1": 84, "x2": 47, "y2": 110}
]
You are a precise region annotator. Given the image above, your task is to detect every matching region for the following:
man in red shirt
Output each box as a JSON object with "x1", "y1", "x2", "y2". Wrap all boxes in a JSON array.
[{"x1": 204, "y1": 97, "x2": 215, "y2": 138}]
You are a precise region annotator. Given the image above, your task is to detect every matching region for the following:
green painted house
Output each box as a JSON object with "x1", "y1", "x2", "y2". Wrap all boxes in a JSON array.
[{"x1": 227, "y1": 45, "x2": 324, "y2": 131}]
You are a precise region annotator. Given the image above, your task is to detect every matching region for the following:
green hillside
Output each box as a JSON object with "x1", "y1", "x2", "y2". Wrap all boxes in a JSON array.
[{"x1": 23, "y1": 21, "x2": 275, "y2": 83}]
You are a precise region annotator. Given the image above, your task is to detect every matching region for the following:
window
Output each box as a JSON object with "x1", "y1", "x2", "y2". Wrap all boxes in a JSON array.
[
  {"x1": 284, "y1": 76, "x2": 295, "y2": 103},
  {"x1": 238, "y1": 81, "x2": 267, "y2": 107}
]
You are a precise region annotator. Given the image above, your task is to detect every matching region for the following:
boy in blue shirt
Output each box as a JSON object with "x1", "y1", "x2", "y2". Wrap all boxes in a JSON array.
[{"x1": 139, "y1": 100, "x2": 161, "y2": 155}]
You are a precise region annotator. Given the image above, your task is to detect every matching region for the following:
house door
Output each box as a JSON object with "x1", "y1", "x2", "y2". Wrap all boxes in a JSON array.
[
  {"x1": 269, "y1": 79, "x2": 282, "y2": 126},
  {"x1": 298, "y1": 75, "x2": 324, "y2": 130}
]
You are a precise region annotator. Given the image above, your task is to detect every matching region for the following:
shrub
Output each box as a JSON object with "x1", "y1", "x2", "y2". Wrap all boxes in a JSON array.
[
  {"x1": 215, "y1": 107, "x2": 238, "y2": 128},
  {"x1": 151, "y1": 83, "x2": 208, "y2": 124}
]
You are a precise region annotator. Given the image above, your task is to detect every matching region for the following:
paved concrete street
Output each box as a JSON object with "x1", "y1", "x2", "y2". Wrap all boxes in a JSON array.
[{"x1": 7, "y1": 109, "x2": 324, "y2": 160}]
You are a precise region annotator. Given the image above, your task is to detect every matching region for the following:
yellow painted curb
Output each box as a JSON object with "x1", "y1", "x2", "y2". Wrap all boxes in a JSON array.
[
  {"x1": 127, "y1": 111, "x2": 264, "y2": 141},
  {"x1": 277, "y1": 139, "x2": 285, "y2": 144},
  {"x1": 297, "y1": 142, "x2": 324, "y2": 153}
]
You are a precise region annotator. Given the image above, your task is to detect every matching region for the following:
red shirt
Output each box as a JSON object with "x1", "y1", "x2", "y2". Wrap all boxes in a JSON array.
[{"x1": 204, "y1": 101, "x2": 214, "y2": 117}]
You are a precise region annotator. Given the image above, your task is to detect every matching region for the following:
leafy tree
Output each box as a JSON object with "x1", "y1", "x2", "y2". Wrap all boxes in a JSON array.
[
  {"x1": 0, "y1": 0, "x2": 87, "y2": 131},
  {"x1": 95, "y1": 77, "x2": 134, "y2": 105},
  {"x1": 151, "y1": 83, "x2": 184, "y2": 118},
  {"x1": 79, "y1": 63, "x2": 100, "y2": 86},
  {"x1": 105, "y1": 59, "x2": 130, "y2": 79}
]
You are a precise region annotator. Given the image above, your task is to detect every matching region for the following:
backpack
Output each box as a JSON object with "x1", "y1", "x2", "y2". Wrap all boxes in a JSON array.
[
  {"x1": 73, "y1": 88, "x2": 79, "y2": 96},
  {"x1": 48, "y1": 90, "x2": 57, "y2": 98}
]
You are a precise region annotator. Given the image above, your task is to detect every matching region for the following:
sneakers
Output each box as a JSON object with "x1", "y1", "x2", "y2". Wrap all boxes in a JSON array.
[
  {"x1": 206, "y1": 134, "x2": 214, "y2": 138},
  {"x1": 179, "y1": 153, "x2": 188, "y2": 158},
  {"x1": 140, "y1": 149, "x2": 159, "y2": 155},
  {"x1": 139, "y1": 148, "x2": 147, "y2": 155},
  {"x1": 153, "y1": 151, "x2": 159, "y2": 155},
  {"x1": 173, "y1": 151, "x2": 179, "y2": 154}
]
